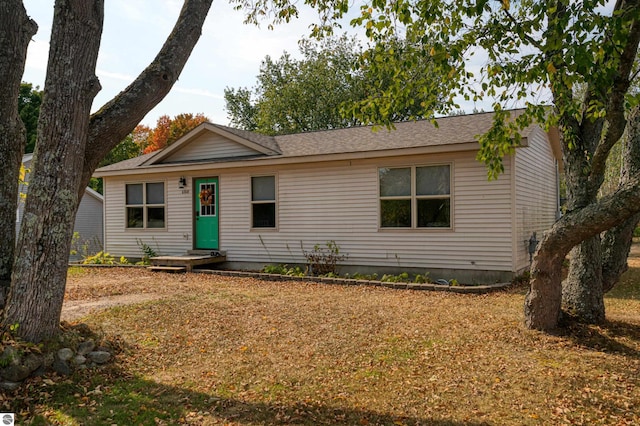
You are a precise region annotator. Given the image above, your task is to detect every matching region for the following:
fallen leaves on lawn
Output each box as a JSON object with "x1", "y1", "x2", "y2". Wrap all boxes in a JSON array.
[{"x1": 9, "y1": 264, "x2": 640, "y2": 424}]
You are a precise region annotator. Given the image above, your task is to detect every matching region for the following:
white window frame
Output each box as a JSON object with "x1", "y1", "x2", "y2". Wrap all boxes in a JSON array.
[
  {"x1": 379, "y1": 164, "x2": 452, "y2": 229},
  {"x1": 250, "y1": 174, "x2": 278, "y2": 230},
  {"x1": 125, "y1": 181, "x2": 166, "y2": 230}
]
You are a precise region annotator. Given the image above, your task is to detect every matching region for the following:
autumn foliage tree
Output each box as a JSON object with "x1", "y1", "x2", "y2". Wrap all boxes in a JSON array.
[{"x1": 142, "y1": 113, "x2": 208, "y2": 153}]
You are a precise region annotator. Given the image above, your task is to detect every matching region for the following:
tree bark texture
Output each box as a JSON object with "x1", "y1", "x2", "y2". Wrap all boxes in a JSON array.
[
  {"x1": 601, "y1": 105, "x2": 640, "y2": 293},
  {"x1": 557, "y1": 108, "x2": 607, "y2": 323},
  {"x1": 81, "y1": 0, "x2": 214, "y2": 193},
  {"x1": 601, "y1": 214, "x2": 640, "y2": 292},
  {"x1": 0, "y1": 1, "x2": 38, "y2": 305},
  {"x1": 562, "y1": 237, "x2": 605, "y2": 323},
  {"x1": 525, "y1": 175, "x2": 640, "y2": 330},
  {"x1": 3, "y1": 0, "x2": 104, "y2": 342},
  {"x1": 2, "y1": 0, "x2": 213, "y2": 343},
  {"x1": 526, "y1": 0, "x2": 640, "y2": 331},
  {"x1": 562, "y1": 106, "x2": 640, "y2": 321}
]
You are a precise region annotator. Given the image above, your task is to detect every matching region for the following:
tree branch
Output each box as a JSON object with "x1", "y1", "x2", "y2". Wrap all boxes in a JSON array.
[
  {"x1": 588, "y1": 0, "x2": 640, "y2": 182},
  {"x1": 82, "y1": 0, "x2": 214, "y2": 189},
  {"x1": 502, "y1": 8, "x2": 544, "y2": 51},
  {"x1": 540, "y1": 174, "x2": 640, "y2": 259}
]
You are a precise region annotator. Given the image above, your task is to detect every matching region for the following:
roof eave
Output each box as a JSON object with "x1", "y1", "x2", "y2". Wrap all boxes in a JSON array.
[{"x1": 94, "y1": 141, "x2": 483, "y2": 178}]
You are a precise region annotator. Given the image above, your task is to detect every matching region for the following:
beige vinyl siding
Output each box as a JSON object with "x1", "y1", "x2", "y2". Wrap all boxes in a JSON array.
[
  {"x1": 218, "y1": 151, "x2": 514, "y2": 273},
  {"x1": 103, "y1": 151, "x2": 515, "y2": 275},
  {"x1": 161, "y1": 132, "x2": 259, "y2": 163},
  {"x1": 514, "y1": 127, "x2": 559, "y2": 271},
  {"x1": 103, "y1": 175, "x2": 195, "y2": 258}
]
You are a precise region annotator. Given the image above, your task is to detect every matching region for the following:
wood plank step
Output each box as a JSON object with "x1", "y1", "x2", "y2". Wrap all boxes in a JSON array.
[
  {"x1": 147, "y1": 265, "x2": 187, "y2": 272},
  {"x1": 187, "y1": 249, "x2": 227, "y2": 257}
]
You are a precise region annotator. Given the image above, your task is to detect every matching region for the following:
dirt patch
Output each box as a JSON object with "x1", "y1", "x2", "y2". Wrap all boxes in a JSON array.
[{"x1": 62, "y1": 267, "x2": 264, "y2": 321}]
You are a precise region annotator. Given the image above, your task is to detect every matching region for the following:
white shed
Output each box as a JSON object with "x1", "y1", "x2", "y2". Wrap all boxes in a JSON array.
[{"x1": 18, "y1": 154, "x2": 104, "y2": 260}]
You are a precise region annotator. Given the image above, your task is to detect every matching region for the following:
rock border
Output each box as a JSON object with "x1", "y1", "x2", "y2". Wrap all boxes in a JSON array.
[
  {"x1": 0, "y1": 331, "x2": 116, "y2": 391},
  {"x1": 68, "y1": 264, "x2": 514, "y2": 293},
  {"x1": 195, "y1": 269, "x2": 513, "y2": 294}
]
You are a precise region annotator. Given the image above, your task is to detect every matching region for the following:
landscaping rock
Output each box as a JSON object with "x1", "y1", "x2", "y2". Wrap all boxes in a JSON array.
[
  {"x1": 77, "y1": 340, "x2": 95, "y2": 356},
  {"x1": 52, "y1": 357, "x2": 71, "y2": 376},
  {"x1": 0, "y1": 381, "x2": 21, "y2": 391},
  {"x1": 1, "y1": 364, "x2": 32, "y2": 382},
  {"x1": 0, "y1": 324, "x2": 116, "y2": 388},
  {"x1": 1, "y1": 353, "x2": 43, "y2": 382},
  {"x1": 72, "y1": 355, "x2": 87, "y2": 366},
  {"x1": 88, "y1": 351, "x2": 111, "y2": 364},
  {"x1": 23, "y1": 353, "x2": 43, "y2": 373},
  {"x1": 43, "y1": 352, "x2": 55, "y2": 369},
  {"x1": 0, "y1": 346, "x2": 20, "y2": 366},
  {"x1": 57, "y1": 348, "x2": 74, "y2": 361}
]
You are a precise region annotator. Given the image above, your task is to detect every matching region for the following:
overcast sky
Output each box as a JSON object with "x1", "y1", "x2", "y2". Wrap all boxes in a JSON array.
[{"x1": 21, "y1": 0, "x2": 331, "y2": 126}]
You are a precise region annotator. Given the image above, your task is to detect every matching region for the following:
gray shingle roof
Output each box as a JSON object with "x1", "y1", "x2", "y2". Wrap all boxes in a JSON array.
[
  {"x1": 274, "y1": 111, "x2": 529, "y2": 157},
  {"x1": 96, "y1": 151, "x2": 156, "y2": 172},
  {"x1": 96, "y1": 110, "x2": 533, "y2": 174}
]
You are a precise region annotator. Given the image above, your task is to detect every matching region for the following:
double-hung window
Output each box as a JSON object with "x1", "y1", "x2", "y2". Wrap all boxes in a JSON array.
[
  {"x1": 379, "y1": 165, "x2": 451, "y2": 228},
  {"x1": 251, "y1": 175, "x2": 276, "y2": 228},
  {"x1": 126, "y1": 182, "x2": 165, "y2": 229}
]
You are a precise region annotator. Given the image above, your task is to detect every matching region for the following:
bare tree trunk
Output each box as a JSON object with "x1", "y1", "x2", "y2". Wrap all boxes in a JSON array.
[
  {"x1": 2, "y1": 0, "x2": 213, "y2": 343},
  {"x1": 0, "y1": 2, "x2": 38, "y2": 305},
  {"x1": 538, "y1": 0, "x2": 640, "y2": 328},
  {"x1": 601, "y1": 106, "x2": 640, "y2": 293},
  {"x1": 525, "y1": 245, "x2": 564, "y2": 331},
  {"x1": 3, "y1": 0, "x2": 104, "y2": 341},
  {"x1": 524, "y1": 176, "x2": 640, "y2": 331},
  {"x1": 560, "y1": 105, "x2": 640, "y2": 322},
  {"x1": 601, "y1": 214, "x2": 640, "y2": 292},
  {"x1": 562, "y1": 236, "x2": 605, "y2": 323},
  {"x1": 558, "y1": 104, "x2": 606, "y2": 323},
  {"x1": 81, "y1": 0, "x2": 214, "y2": 190}
]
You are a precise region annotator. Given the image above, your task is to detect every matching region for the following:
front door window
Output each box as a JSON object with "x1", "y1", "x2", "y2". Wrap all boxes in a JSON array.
[{"x1": 199, "y1": 183, "x2": 216, "y2": 217}]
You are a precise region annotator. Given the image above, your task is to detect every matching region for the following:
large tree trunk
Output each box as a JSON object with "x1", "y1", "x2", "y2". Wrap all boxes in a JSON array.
[
  {"x1": 561, "y1": 105, "x2": 640, "y2": 322},
  {"x1": 601, "y1": 214, "x2": 640, "y2": 292},
  {"x1": 81, "y1": 0, "x2": 214, "y2": 190},
  {"x1": 537, "y1": 0, "x2": 640, "y2": 329},
  {"x1": 2, "y1": 0, "x2": 213, "y2": 343},
  {"x1": 562, "y1": 237, "x2": 605, "y2": 323},
  {"x1": 558, "y1": 105, "x2": 606, "y2": 323},
  {"x1": 524, "y1": 244, "x2": 565, "y2": 331},
  {"x1": 0, "y1": 2, "x2": 38, "y2": 305},
  {"x1": 601, "y1": 105, "x2": 640, "y2": 293},
  {"x1": 3, "y1": 0, "x2": 104, "y2": 341},
  {"x1": 524, "y1": 176, "x2": 640, "y2": 330}
]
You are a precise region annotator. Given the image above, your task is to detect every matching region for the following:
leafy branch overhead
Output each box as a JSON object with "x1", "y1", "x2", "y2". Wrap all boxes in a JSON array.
[
  {"x1": 232, "y1": 0, "x2": 640, "y2": 177},
  {"x1": 231, "y1": 0, "x2": 640, "y2": 331}
]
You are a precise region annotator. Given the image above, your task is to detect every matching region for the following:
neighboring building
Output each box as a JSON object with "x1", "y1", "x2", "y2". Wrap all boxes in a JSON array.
[
  {"x1": 94, "y1": 110, "x2": 561, "y2": 282},
  {"x1": 18, "y1": 154, "x2": 104, "y2": 261}
]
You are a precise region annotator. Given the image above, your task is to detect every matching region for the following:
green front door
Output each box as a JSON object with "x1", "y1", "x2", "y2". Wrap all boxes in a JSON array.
[{"x1": 195, "y1": 177, "x2": 219, "y2": 249}]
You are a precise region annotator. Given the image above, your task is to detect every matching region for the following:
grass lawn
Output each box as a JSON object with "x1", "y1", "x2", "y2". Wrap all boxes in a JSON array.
[{"x1": 6, "y1": 256, "x2": 640, "y2": 425}]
